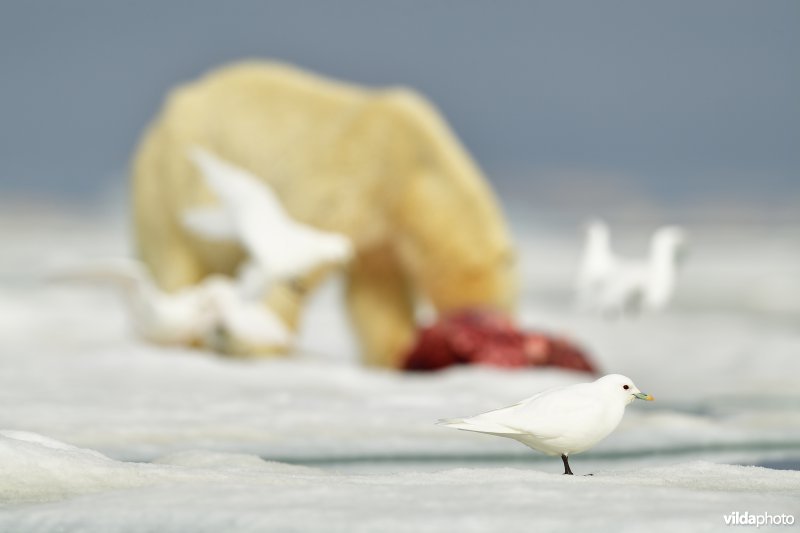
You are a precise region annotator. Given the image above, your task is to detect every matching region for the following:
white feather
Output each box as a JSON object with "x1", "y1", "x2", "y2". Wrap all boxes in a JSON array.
[
  {"x1": 49, "y1": 258, "x2": 290, "y2": 349},
  {"x1": 200, "y1": 276, "x2": 291, "y2": 347},
  {"x1": 182, "y1": 207, "x2": 238, "y2": 240},
  {"x1": 184, "y1": 147, "x2": 353, "y2": 285},
  {"x1": 575, "y1": 221, "x2": 687, "y2": 314},
  {"x1": 438, "y1": 374, "x2": 652, "y2": 457},
  {"x1": 48, "y1": 258, "x2": 216, "y2": 345}
]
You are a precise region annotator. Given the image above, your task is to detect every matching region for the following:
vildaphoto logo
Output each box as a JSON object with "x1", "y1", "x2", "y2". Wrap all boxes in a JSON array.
[{"x1": 723, "y1": 511, "x2": 795, "y2": 527}]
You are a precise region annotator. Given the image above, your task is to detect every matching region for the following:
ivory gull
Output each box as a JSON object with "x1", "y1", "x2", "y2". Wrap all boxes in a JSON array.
[
  {"x1": 576, "y1": 221, "x2": 687, "y2": 314},
  {"x1": 183, "y1": 147, "x2": 353, "y2": 296},
  {"x1": 438, "y1": 374, "x2": 653, "y2": 475}
]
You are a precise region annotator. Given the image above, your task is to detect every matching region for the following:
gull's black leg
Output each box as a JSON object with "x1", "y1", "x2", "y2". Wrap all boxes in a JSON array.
[{"x1": 561, "y1": 454, "x2": 573, "y2": 475}]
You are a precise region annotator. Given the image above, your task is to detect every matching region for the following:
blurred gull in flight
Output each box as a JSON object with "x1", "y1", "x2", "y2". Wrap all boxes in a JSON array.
[
  {"x1": 183, "y1": 147, "x2": 353, "y2": 296},
  {"x1": 438, "y1": 374, "x2": 654, "y2": 475},
  {"x1": 49, "y1": 147, "x2": 354, "y2": 352},
  {"x1": 575, "y1": 220, "x2": 687, "y2": 315},
  {"x1": 50, "y1": 258, "x2": 291, "y2": 349}
]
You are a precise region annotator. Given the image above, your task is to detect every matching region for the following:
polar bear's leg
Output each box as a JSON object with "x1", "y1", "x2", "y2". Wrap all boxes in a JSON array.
[
  {"x1": 346, "y1": 246, "x2": 416, "y2": 368},
  {"x1": 139, "y1": 231, "x2": 208, "y2": 292},
  {"x1": 133, "y1": 143, "x2": 208, "y2": 292}
]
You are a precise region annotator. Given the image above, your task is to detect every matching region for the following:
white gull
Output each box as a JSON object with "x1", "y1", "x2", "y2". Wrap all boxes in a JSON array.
[
  {"x1": 183, "y1": 147, "x2": 353, "y2": 297},
  {"x1": 438, "y1": 374, "x2": 654, "y2": 475},
  {"x1": 576, "y1": 220, "x2": 687, "y2": 314},
  {"x1": 49, "y1": 258, "x2": 291, "y2": 349}
]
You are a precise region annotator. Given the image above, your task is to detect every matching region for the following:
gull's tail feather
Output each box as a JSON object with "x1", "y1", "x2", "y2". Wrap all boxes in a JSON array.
[
  {"x1": 436, "y1": 417, "x2": 523, "y2": 435},
  {"x1": 437, "y1": 417, "x2": 467, "y2": 427}
]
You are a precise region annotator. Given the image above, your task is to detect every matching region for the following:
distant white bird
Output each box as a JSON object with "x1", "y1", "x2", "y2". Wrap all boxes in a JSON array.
[
  {"x1": 575, "y1": 221, "x2": 687, "y2": 314},
  {"x1": 438, "y1": 374, "x2": 653, "y2": 475},
  {"x1": 575, "y1": 220, "x2": 614, "y2": 307},
  {"x1": 183, "y1": 146, "x2": 353, "y2": 295},
  {"x1": 49, "y1": 258, "x2": 291, "y2": 349}
]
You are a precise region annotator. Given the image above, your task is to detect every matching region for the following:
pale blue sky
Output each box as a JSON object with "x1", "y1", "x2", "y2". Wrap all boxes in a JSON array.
[{"x1": 1, "y1": 0, "x2": 798, "y2": 206}]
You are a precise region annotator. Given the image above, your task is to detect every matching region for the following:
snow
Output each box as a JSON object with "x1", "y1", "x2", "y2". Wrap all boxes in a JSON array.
[
  {"x1": 0, "y1": 431, "x2": 798, "y2": 532},
  {"x1": 1, "y1": 201, "x2": 799, "y2": 530}
]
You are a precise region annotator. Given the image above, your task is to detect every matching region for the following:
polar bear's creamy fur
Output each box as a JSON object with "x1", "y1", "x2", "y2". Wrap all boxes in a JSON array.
[{"x1": 132, "y1": 61, "x2": 516, "y2": 367}]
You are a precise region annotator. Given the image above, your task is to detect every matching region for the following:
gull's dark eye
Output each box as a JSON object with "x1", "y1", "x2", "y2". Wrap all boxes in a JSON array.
[{"x1": 623, "y1": 385, "x2": 630, "y2": 390}]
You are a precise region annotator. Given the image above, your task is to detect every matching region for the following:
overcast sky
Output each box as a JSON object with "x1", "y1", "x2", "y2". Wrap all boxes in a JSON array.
[{"x1": 1, "y1": 0, "x2": 798, "y2": 207}]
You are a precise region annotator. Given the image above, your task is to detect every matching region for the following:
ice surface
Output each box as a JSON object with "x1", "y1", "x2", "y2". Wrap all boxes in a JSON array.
[
  {"x1": 1, "y1": 202, "x2": 799, "y2": 530},
  {"x1": 0, "y1": 432, "x2": 798, "y2": 532}
]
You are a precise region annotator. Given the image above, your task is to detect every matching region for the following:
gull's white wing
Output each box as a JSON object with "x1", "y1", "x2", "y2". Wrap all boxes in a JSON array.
[
  {"x1": 202, "y1": 276, "x2": 291, "y2": 346},
  {"x1": 437, "y1": 414, "x2": 527, "y2": 436},
  {"x1": 439, "y1": 384, "x2": 603, "y2": 440},
  {"x1": 219, "y1": 301, "x2": 292, "y2": 346},
  {"x1": 187, "y1": 146, "x2": 303, "y2": 263},
  {"x1": 233, "y1": 260, "x2": 270, "y2": 300},
  {"x1": 506, "y1": 385, "x2": 606, "y2": 439},
  {"x1": 437, "y1": 387, "x2": 554, "y2": 436},
  {"x1": 135, "y1": 287, "x2": 214, "y2": 345},
  {"x1": 181, "y1": 207, "x2": 238, "y2": 241},
  {"x1": 187, "y1": 146, "x2": 354, "y2": 282},
  {"x1": 254, "y1": 224, "x2": 353, "y2": 280},
  {"x1": 187, "y1": 146, "x2": 288, "y2": 218}
]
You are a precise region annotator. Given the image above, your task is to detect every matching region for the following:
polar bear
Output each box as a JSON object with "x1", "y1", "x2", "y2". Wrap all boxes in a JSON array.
[{"x1": 131, "y1": 61, "x2": 516, "y2": 367}]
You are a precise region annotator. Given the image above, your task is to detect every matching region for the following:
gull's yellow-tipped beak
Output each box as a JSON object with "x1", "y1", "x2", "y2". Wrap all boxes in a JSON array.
[{"x1": 634, "y1": 392, "x2": 654, "y2": 401}]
